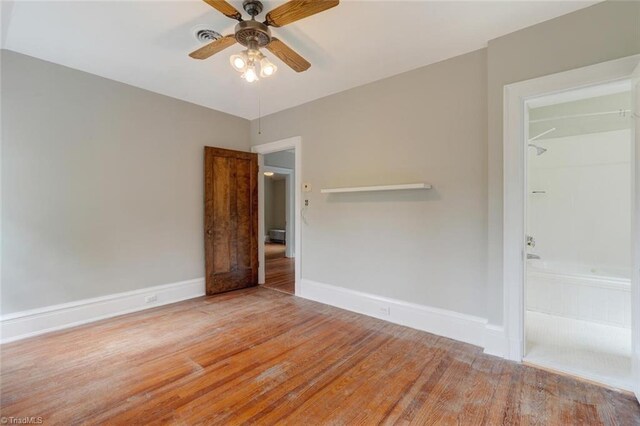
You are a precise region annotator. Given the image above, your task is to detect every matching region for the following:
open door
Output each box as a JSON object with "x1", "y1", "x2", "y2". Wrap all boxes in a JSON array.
[
  {"x1": 633, "y1": 61, "x2": 640, "y2": 401},
  {"x1": 204, "y1": 147, "x2": 258, "y2": 295}
]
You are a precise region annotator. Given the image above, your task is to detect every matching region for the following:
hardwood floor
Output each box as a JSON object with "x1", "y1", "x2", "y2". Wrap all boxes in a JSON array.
[
  {"x1": 265, "y1": 242, "x2": 286, "y2": 260},
  {"x1": 1, "y1": 288, "x2": 639, "y2": 425},
  {"x1": 263, "y1": 243, "x2": 294, "y2": 294}
]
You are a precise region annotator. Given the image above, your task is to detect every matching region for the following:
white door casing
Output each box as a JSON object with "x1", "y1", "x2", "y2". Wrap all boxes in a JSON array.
[
  {"x1": 503, "y1": 55, "x2": 640, "y2": 370},
  {"x1": 631, "y1": 60, "x2": 640, "y2": 400},
  {"x1": 251, "y1": 137, "x2": 302, "y2": 295}
]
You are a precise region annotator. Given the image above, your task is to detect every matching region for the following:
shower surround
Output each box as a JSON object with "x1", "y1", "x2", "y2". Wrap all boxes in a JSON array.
[{"x1": 526, "y1": 128, "x2": 631, "y2": 329}]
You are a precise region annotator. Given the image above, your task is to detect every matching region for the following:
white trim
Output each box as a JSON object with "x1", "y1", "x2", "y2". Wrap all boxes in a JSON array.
[
  {"x1": 252, "y1": 137, "x2": 302, "y2": 295},
  {"x1": 631, "y1": 60, "x2": 640, "y2": 400},
  {"x1": 503, "y1": 54, "x2": 640, "y2": 362},
  {"x1": 299, "y1": 278, "x2": 507, "y2": 356},
  {"x1": 0, "y1": 278, "x2": 205, "y2": 344},
  {"x1": 320, "y1": 183, "x2": 431, "y2": 193},
  {"x1": 484, "y1": 324, "x2": 508, "y2": 358},
  {"x1": 263, "y1": 165, "x2": 295, "y2": 258},
  {"x1": 263, "y1": 165, "x2": 292, "y2": 175},
  {"x1": 522, "y1": 357, "x2": 633, "y2": 393}
]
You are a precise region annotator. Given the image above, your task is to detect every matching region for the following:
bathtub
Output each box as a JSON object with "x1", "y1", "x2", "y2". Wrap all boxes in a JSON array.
[{"x1": 526, "y1": 260, "x2": 631, "y2": 328}]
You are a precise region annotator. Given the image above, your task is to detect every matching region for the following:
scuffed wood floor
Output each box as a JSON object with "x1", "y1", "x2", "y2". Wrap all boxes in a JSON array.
[{"x1": 1, "y1": 287, "x2": 639, "y2": 425}]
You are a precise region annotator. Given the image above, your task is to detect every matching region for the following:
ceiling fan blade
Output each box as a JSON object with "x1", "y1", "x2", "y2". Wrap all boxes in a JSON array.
[
  {"x1": 265, "y1": 0, "x2": 339, "y2": 27},
  {"x1": 189, "y1": 35, "x2": 237, "y2": 60},
  {"x1": 266, "y1": 38, "x2": 311, "y2": 72},
  {"x1": 202, "y1": 0, "x2": 243, "y2": 21}
]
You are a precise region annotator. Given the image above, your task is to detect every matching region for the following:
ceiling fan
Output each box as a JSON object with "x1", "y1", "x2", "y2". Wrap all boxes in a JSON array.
[{"x1": 189, "y1": 0, "x2": 339, "y2": 82}]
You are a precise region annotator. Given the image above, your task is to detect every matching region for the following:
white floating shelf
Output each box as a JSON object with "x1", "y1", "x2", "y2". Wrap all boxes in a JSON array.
[{"x1": 320, "y1": 183, "x2": 432, "y2": 194}]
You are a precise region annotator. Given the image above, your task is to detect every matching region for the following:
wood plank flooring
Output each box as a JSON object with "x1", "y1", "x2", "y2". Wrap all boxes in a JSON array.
[
  {"x1": 263, "y1": 243, "x2": 294, "y2": 294},
  {"x1": 265, "y1": 242, "x2": 286, "y2": 260},
  {"x1": 1, "y1": 287, "x2": 639, "y2": 425}
]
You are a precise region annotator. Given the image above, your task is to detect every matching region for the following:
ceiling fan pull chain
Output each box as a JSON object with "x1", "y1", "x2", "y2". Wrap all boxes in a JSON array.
[{"x1": 258, "y1": 88, "x2": 262, "y2": 135}]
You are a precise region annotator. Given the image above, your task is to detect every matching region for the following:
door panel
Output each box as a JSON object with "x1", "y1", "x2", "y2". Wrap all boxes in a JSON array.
[{"x1": 205, "y1": 147, "x2": 258, "y2": 295}]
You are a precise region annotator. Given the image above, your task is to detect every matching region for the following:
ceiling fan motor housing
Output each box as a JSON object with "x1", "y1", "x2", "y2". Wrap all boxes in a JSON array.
[{"x1": 235, "y1": 20, "x2": 271, "y2": 49}]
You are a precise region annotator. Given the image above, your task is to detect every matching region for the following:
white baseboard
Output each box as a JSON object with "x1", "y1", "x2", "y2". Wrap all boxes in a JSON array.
[
  {"x1": 1, "y1": 277, "x2": 511, "y2": 358},
  {"x1": 299, "y1": 279, "x2": 508, "y2": 356},
  {"x1": 484, "y1": 324, "x2": 507, "y2": 357},
  {"x1": 0, "y1": 278, "x2": 205, "y2": 344}
]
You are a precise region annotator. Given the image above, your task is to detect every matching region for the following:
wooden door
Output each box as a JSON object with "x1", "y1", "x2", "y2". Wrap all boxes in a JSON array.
[{"x1": 204, "y1": 147, "x2": 258, "y2": 295}]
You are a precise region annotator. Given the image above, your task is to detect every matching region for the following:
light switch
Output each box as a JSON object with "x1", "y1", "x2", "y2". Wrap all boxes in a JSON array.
[{"x1": 303, "y1": 183, "x2": 312, "y2": 192}]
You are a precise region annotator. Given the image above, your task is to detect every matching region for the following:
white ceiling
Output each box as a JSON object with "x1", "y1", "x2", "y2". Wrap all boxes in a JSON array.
[{"x1": 2, "y1": 0, "x2": 598, "y2": 120}]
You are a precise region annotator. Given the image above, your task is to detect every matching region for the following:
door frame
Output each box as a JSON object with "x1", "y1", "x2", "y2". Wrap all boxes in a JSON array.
[
  {"x1": 262, "y1": 165, "x2": 295, "y2": 258},
  {"x1": 502, "y1": 54, "x2": 640, "y2": 365},
  {"x1": 252, "y1": 137, "x2": 302, "y2": 295}
]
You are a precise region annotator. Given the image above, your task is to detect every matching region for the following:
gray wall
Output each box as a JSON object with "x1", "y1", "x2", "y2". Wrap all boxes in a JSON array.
[
  {"x1": 251, "y1": 49, "x2": 488, "y2": 318},
  {"x1": 264, "y1": 176, "x2": 275, "y2": 235},
  {"x1": 264, "y1": 176, "x2": 286, "y2": 234},
  {"x1": 486, "y1": 0, "x2": 640, "y2": 325},
  {"x1": 250, "y1": 0, "x2": 640, "y2": 323},
  {"x1": 271, "y1": 179, "x2": 286, "y2": 230},
  {"x1": 1, "y1": 50, "x2": 250, "y2": 313},
  {"x1": 264, "y1": 151, "x2": 294, "y2": 169},
  {"x1": 3, "y1": 0, "x2": 637, "y2": 325}
]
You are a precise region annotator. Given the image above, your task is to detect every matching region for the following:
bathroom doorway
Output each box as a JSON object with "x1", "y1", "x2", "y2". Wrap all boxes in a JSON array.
[{"x1": 523, "y1": 80, "x2": 633, "y2": 390}]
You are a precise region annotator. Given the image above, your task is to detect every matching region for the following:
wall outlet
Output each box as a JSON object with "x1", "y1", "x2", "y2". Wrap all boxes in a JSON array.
[
  {"x1": 376, "y1": 303, "x2": 390, "y2": 316},
  {"x1": 145, "y1": 295, "x2": 158, "y2": 304}
]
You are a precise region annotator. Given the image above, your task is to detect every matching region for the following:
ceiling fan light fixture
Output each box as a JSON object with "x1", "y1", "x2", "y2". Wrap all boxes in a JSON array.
[
  {"x1": 230, "y1": 52, "x2": 248, "y2": 72},
  {"x1": 242, "y1": 64, "x2": 259, "y2": 83},
  {"x1": 189, "y1": 0, "x2": 340, "y2": 77},
  {"x1": 260, "y1": 57, "x2": 277, "y2": 77}
]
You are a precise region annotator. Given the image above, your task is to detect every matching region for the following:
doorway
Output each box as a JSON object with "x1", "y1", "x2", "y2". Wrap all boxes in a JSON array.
[
  {"x1": 502, "y1": 54, "x2": 640, "y2": 399},
  {"x1": 523, "y1": 81, "x2": 633, "y2": 390},
  {"x1": 251, "y1": 137, "x2": 302, "y2": 295},
  {"x1": 262, "y1": 159, "x2": 294, "y2": 294}
]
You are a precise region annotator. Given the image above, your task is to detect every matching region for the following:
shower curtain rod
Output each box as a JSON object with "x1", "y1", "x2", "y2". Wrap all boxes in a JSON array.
[
  {"x1": 529, "y1": 109, "x2": 632, "y2": 123},
  {"x1": 528, "y1": 127, "x2": 556, "y2": 142}
]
